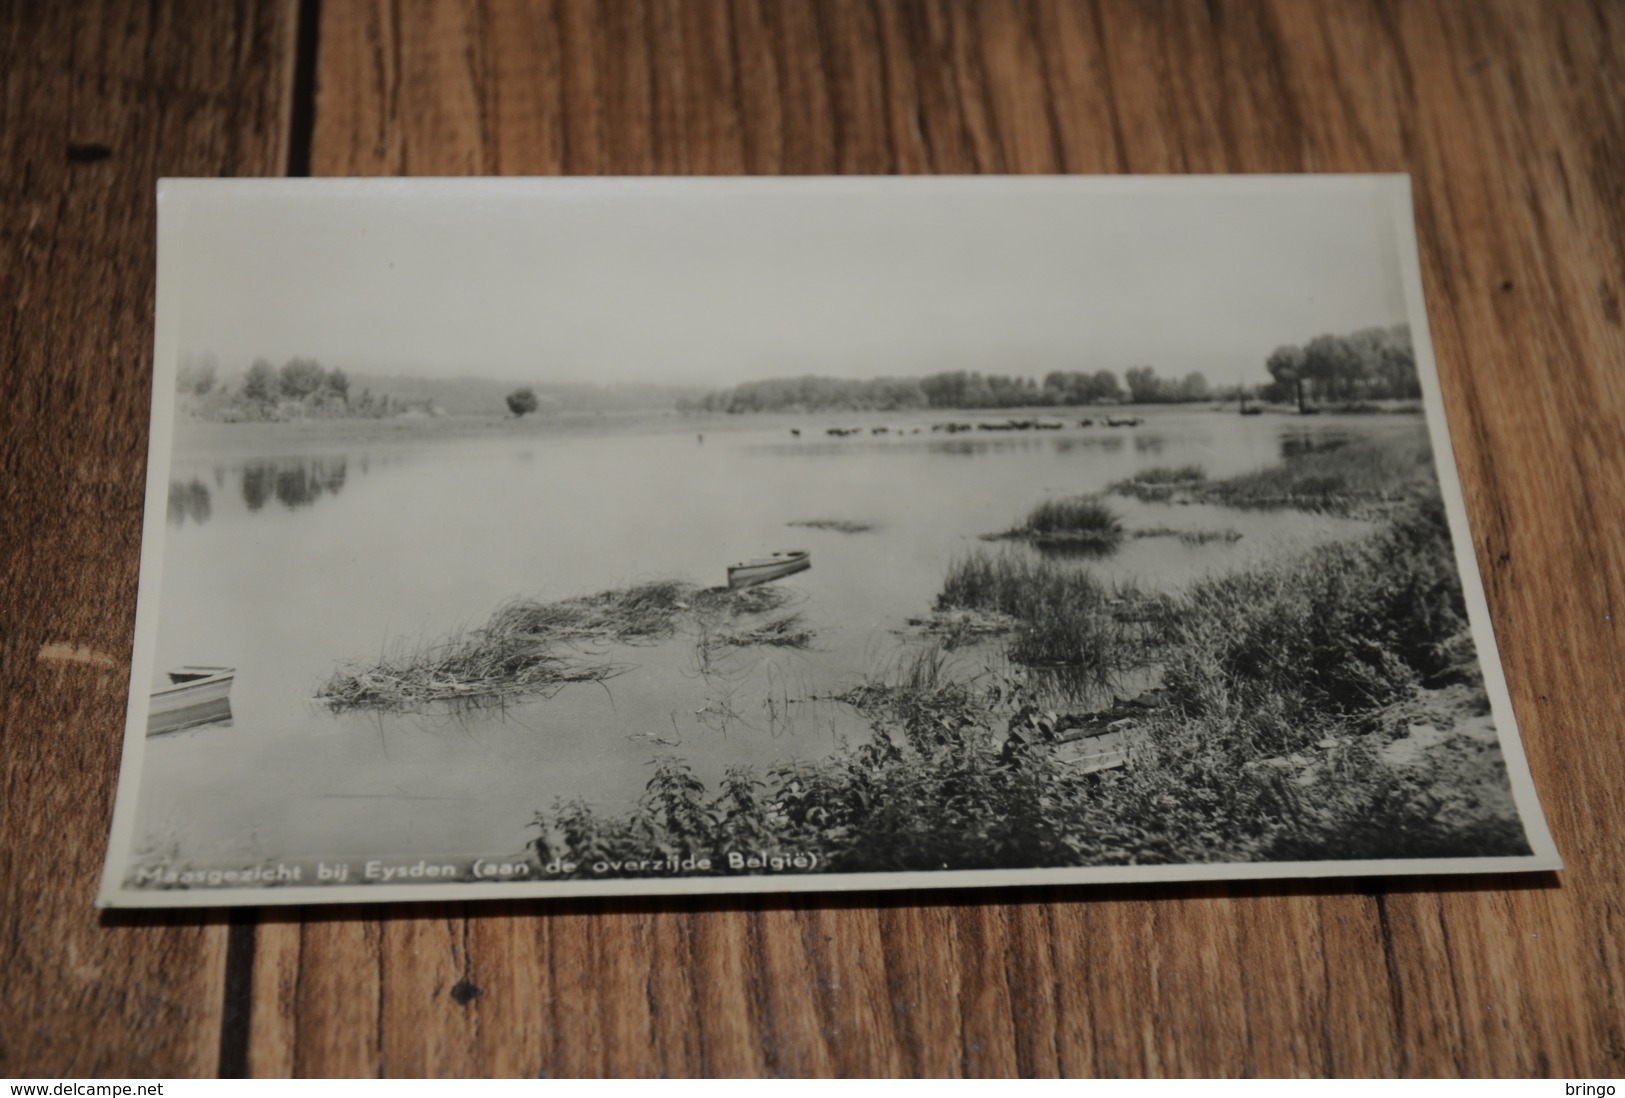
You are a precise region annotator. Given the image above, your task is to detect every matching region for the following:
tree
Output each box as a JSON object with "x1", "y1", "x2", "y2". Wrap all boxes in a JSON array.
[
  {"x1": 1090, "y1": 370, "x2": 1123, "y2": 403},
  {"x1": 243, "y1": 359, "x2": 278, "y2": 404},
  {"x1": 507, "y1": 387, "x2": 540, "y2": 417},
  {"x1": 1124, "y1": 366, "x2": 1160, "y2": 404},
  {"x1": 1265, "y1": 345, "x2": 1305, "y2": 405},
  {"x1": 324, "y1": 367, "x2": 350, "y2": 401},
  {"x1": 278, "y1": 357, "x2": 326, "y2": 399}
]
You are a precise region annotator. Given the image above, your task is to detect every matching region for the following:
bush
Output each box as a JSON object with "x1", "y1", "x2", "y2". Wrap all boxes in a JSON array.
[{"x1": 507, "y1": 387, "x2": 540, "y2": 417}]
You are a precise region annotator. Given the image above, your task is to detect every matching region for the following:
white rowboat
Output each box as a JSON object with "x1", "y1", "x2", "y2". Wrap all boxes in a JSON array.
[
  {"x1": 148, "y1": 666, "x2": 235, "y2": 736},
  {"x1": 727, "y1": 550, "x2": 810, "y2": 590}
]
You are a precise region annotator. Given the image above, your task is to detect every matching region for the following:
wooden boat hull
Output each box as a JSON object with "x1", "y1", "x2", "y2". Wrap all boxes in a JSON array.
[
  {"x1": 148, "y1": 667, "x2": 235, "y2": 736},
  {"x1": 727, "y1": 552, "x2": 810, "y2": 590}
]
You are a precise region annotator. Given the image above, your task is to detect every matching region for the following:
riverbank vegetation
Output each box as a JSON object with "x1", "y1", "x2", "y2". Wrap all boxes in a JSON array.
[
  {"x1": 1112, "y1": 436, "x2": 1434, "y2": 516},
  {"x1": 528, "y1": 434, "x2": 1528, "y2": 874}
]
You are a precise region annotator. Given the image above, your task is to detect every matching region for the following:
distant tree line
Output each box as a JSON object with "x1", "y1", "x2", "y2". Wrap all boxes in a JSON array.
[
  {"x1": 681, "y1": 323, "x2": 1418, "y2": 415},
  {"x1": 680, "y1": 366, "x2": 1215, "y2": 414},
  {"x1": 1264, "y1": 324, "x2": 1419, "y2": 406},
  {"x1": 175, "y1": 354, "x2": 416, "y2": 421},
  {"x1": 241, "y1": 357, "x2": 350, "y2": 409}
]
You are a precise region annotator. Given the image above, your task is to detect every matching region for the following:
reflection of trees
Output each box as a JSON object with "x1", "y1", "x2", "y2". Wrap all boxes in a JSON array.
[
  {"x1": 239, "y1": 457, "x2": 349, "y2": 512},
  {"x1": 1033, "y1": 540, "x2": 1118, "y2": 562},
  {"x1": 1052, "y1": 435, "x2": 1125, "y2": 455},
  {"x1": 166, "y1": 479, "x2": 213, "y2": 526}
]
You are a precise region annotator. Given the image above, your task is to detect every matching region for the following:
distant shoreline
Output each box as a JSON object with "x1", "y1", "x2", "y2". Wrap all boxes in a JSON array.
[
  {"x1": 169, "y1": 409, "x2": 697, "y2": 461},
  {"x1": 169, "y1": 401, "x2": 1422, "y2": 462}
]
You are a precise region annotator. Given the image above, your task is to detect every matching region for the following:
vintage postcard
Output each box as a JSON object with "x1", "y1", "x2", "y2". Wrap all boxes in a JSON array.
[{"x1": 99, "y1": 176, "x2": 1559, "y2": 907}]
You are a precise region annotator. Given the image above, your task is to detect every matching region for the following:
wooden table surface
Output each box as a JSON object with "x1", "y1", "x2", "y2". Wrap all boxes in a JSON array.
[{"x1": 3, "y1": 0, "x2": 1622, "y2": 1078}]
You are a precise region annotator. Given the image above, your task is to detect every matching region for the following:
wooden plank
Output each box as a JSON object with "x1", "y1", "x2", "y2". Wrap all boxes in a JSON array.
[{"x1": 0, "y1": 0, "x2": 298, "y2": 1078}]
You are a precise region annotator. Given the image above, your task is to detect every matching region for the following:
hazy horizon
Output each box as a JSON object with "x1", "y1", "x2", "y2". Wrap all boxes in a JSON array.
[{"x1": 167, "y1": 177, "x2": 1413, "y2": 389}]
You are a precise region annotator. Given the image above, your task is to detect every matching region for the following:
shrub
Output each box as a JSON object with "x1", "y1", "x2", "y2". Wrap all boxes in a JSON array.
[{"x1": 507, "y1": 387, "x2": 540, "y2": 417}]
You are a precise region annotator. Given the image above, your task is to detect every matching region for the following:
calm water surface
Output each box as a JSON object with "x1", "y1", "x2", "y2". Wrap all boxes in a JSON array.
[{"x1": 136, "y1": 409, "x2": 1425, "y2": 867}]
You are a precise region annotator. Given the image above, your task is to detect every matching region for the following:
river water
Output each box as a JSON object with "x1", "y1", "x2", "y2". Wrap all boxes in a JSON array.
[{"x1": 133, "y1": 408, "x2": 1427, "y2": 869}]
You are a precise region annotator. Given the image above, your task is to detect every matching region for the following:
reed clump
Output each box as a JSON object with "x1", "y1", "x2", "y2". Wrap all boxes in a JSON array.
[
  {"x1": 1131, "y1": 527, "x2": 1243, "y2": 545},
  {"x1": 1109, "y1": 464, "x2": 1207, "y2": 501},
  {"x1": 1195, "y1": 437, "x2": 1433, "y2": 514},
  {"x1": 984, "y1": 495, "x2": 1124, "y2": 550},
  {"x1": 320, "y1": 579, "x2": 793, "y2": 711},
  {"x1": 488, "y1": 579, "x2": 699, "y2": 646},
  {"x1": 319, "y1": 631, "x2": 624, "y2": 712},
  {"x1": 788, "y1": 518, "x2": 875, "y2": 534},
  {"x1": 1113, "y1": 438, "x2": 1434, "y2": 515}
]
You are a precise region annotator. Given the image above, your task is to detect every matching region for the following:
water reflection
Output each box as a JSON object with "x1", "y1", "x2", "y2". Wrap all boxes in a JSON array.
[
  {"x1": 1279, "y1": 430, "x2": 1357, "y2": 459},
  {"x1": 241, "y1": 457, "x2": 349, "y2": 513},
  {"x1": 766, "y1": 434, "x2": 1134, "y2": 458},
  {"x1": 1032, "y1": 540, "x2": 1120, "y2": 562},
  {"x1": 166, "y1": 479, "x2": 213, "y2": 526},
  {"x1": 1051, "y1": 435, "x2": 1125, "y2": 455}
]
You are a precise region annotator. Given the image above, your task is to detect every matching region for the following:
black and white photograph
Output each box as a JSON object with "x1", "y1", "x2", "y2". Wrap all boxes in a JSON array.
[{"x1": 99, "y1": 175, "x2": 1559, "y2": 906}]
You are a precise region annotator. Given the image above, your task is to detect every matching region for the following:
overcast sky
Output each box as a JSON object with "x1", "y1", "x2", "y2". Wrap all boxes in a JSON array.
[{"x1": 166, "y1": 176, "x2": 1414, "y2": 388}]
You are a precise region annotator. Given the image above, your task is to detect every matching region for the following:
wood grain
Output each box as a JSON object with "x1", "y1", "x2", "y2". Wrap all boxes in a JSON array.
[
  {"x1": 3, "y1": 0, "x2": 1622, "y2": 1078},
  {"x1": 0, "y1": 0, "x2": 298, "y2": 1078}
]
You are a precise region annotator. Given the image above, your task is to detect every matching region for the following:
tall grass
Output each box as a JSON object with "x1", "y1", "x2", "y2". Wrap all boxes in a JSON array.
[
  {"x1": 1152, "y1": 497, "x2": 1472, "y2": 752},
  {"x1": 936, "y1": 549, "x2": 1146, "y2": 696}
]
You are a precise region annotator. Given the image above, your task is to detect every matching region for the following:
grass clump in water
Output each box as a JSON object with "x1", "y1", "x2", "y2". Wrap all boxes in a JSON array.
[
  {"x1": 1110, "y1": 465, "x2": 1207, "y2": 501},
  {"x1": 1131, "y1": 527, "x2": 1243, "y2": 545},
  {"x1": 788, "y1": 518, "x2": 875, "y2": 534},
  {"x1": 488, "y1": 579, "x2": 699, "y2": 646},
  {"x1": 1112, "y1": 437, "x2": 1435, "y2": 516},
  {"x1": 1196, "y1": 437, "x2": 1433, "y2": 515},
  {"x1": 320, "y1": 579, "x2": 793, "y2": 711},
  {"x1": 319, "y1": 629, "x2": 624, "y2": 712},
  {"x1": 984, "y1": 495, "x2": 1124, "y2": 550}
]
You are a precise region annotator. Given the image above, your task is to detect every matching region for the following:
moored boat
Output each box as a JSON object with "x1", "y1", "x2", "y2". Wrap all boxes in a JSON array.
[
  {"x1": 148, "y1": 666, "x2": 235, "y2": 736},
  {"x1": 727, "y1": 550, "x2": 810, "y2": 590}
]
